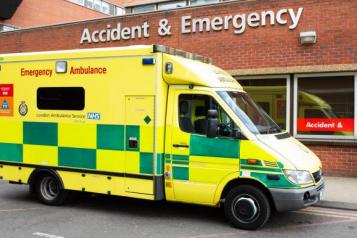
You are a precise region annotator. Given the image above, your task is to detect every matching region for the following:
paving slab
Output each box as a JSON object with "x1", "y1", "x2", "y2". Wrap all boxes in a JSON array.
[{"x1": 315, "y1": 176, "x2": 357, "y2": 211}]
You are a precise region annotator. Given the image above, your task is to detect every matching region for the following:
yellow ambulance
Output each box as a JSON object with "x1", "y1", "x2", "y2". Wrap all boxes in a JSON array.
[{"x1": 0, "y1": 45, "x2": 324, "y2": 230}]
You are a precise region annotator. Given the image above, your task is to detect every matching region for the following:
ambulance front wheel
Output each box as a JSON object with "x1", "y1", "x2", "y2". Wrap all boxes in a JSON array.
[
  {"x1": 224, "y1": 185, "x2": 271, "y2": 230},
  {"x1": 35, "y1": 174, "x2": 68, "y2": 206}
]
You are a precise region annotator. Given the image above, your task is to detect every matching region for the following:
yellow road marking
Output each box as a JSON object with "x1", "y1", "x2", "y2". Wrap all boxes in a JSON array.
[
  {"x1": 295, "y1": 208, "x2": 357, "y2": 219},
  {"x1": 264, "y1": 219, "x2": 357, "y2": 232},
  {"x1": 181, "y1": 231, "x2": 247, "y2": 238},
  {"x1": 0, "y1": 207, "x2": 40, "y2": 213}
]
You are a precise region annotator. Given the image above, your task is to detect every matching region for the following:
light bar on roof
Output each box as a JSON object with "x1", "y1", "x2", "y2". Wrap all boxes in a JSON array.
[{"x1": 153, "y1": 45, "x2": 211, "y2": 64}]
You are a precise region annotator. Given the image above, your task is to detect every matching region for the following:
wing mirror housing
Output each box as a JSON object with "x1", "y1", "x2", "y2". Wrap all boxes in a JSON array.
[
  {"x1": 207, "y1": 109, "x2": 218, "y2": 138},
  {"x1": 233, "y1": 128, "x2": 246, "y2": 139}
]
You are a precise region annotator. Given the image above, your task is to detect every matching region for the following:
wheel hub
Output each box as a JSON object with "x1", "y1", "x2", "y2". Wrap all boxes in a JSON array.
[
  {"x1": 234, "y1": 197, "x2": 258, "y2": 221},
  {"x1": 40, "y1": 177, "x2": 59, "y2": 201}
]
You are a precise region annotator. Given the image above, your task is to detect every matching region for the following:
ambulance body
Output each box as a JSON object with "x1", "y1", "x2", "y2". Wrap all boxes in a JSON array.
[
  {"x1": 0, "y1": 45, "x2": 324, "y2": 230},
  {"x1": 243, "y1": 86, "x2": 337, "y2": 130}
]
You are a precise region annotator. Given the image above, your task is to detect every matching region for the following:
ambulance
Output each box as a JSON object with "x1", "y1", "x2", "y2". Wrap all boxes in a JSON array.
[
  {"x1": 0, "y1": 45, "x2": 324, "y2": 230},
  {"x1": 243, "y1": 85, "x2": 337, "y2": 130}
]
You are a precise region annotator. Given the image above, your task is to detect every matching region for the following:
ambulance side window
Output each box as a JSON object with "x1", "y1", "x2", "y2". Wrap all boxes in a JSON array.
[
  {"x1": 178, "y1": 94, "x2": 238, "y2": 138},
  {"x1": 37, "y1": 87, "x2": 85, "y2": 110}
]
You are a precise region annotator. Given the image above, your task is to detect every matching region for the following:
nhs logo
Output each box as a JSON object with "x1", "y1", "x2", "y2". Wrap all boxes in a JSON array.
[{"x1": 87, "y1": 112, "x2": 101, "y2": 120}]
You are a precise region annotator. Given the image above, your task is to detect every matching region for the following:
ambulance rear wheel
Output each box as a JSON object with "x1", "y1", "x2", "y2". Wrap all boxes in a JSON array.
[
  {"x1": 35, "y1": 175, "x2": 68, "y2": 205},
  {"x1": 224, "y1": 185, "x2": 271, "y2": 230}
]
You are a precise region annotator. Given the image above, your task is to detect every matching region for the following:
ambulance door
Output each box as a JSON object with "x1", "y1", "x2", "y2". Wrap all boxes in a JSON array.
[
  {"x1": 166, "y1": 88, "x2": 240, "y2": 205},
  {"x1": 124, "y1": 96, "x2": 155, "y2": 196}
]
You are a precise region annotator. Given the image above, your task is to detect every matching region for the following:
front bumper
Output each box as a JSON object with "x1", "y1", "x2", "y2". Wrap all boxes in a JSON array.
[{"x1": 270, "y1": 180, "x2": 325, "y2": 212}]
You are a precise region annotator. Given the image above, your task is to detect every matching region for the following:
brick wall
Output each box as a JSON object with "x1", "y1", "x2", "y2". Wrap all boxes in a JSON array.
[
  {"x1": 0, "y1": 0, "x2": 106, "y2": 29},
  {"x1": 0, "y1": 0, "x2": 357, "y2": 177},
  {"x1": 308, "y1": 145, "x2": 357, "y2": 177},
  {"x1": 0, "y1": 0, "x2": 356, "y2": 70}
]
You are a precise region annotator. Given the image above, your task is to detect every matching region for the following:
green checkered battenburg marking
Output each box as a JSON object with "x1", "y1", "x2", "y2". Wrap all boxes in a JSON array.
[
  {"x1": 59, "y1": 147, "x2": 96, "y2": 169},
  {"x1": 190, "y1": 134, "x2": 239, "y2": 158},
  {"x1": 97, "y1": 124, "x2": 124, "y2": 150},
  {"x1": 139, "y1": 153, "x2": 164, "y2": 175},
  {"x1": 140, "y1": 152, "x2": 153, "y2": 174},
  {"x1": 157, "y1": 153, "x2": 164, "y2": 174},
  {"x1": 0, "y1": 121, "x2": 161, "y2": 176},
  {"x1": 24, "y1": 122, "x2": 58, "y2": 146},
  {"x1": 168, "y1": 135, "x2": 240, "y2": 180},
  {"x1": 0, "y1": 143, "x2": 22, "y2": 162},
  {"x1": 172, "y1": 166, "x2": 189, "y2": 180},
  {"x1": 172, "y1": 155, "x2": 189, "y2": 165}
]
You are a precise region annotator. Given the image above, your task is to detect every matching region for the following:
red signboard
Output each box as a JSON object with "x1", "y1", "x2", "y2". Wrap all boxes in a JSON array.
[
  {"x1": 297, "y1": 118, "x2": 354, "y2": 132},
  {"x1": 0, "y1": 84, "x2": 14, "y2": 117},
  {"x1": 0, "y1": 84, "x2": 13, "y2": 97}
]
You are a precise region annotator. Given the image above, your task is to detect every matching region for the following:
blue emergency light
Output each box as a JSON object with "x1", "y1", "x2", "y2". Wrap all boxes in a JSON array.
[{"x1": 142, "y1": 58, "x2": 155, "y2": 65}]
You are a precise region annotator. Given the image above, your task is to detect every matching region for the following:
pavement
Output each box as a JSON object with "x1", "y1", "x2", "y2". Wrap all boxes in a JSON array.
[{"x1": 316, "y1": 176, "x2": 357, "y2": 211}]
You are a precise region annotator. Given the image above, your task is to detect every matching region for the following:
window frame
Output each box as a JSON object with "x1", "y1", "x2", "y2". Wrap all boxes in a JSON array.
[
  {"x1": 189, "y1": 0, "x2": 219, "y2": 7},
  {"x1": 132, "y1": 4, "x2": 157, "y2": 14},
  {"x1": 158, "y1": 0, "x2": 186, "y2": 10},
  {"x1": 67, "y1": 0, "x2": 123, "y2": 16},
  {"x1": 177, "y1": 93, "x2": 240, "y2": 139},
  {"x1": 235, "y1": 75, "x2": 291, "y2": 133},
  {"x1": 293, "y1": 72, "x2": 357, "y2": 140}
]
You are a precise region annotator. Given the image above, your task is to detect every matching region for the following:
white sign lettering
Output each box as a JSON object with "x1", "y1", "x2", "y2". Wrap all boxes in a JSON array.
[
  {"x1": 80, "y1": 7, "x2": 304, "y2": 44},
  {"x1": 80, "y1": 22, "x2": 150, "y2": 44},
  {"x1": 181, "y1": 7, "x2": 303, "y2": 34}
]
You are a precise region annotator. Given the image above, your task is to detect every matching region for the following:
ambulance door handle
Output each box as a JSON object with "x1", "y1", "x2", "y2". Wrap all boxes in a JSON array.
[{"x1": 173, "y1": 144, "x2": 189, "y2": 148}]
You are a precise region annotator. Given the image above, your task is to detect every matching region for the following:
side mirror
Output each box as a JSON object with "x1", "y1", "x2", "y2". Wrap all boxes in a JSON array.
[
  {"x1": 206, "y1": 109, "x2": 218, "y2": 138},
  {"x1": 233, "y1": 128, "x2": 246, "y2": 139}
]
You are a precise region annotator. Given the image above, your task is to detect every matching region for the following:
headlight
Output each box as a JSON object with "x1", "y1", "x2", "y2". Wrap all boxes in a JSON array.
[{"x1": 283, "y1": 170, "x2": 313, "y2": 185}]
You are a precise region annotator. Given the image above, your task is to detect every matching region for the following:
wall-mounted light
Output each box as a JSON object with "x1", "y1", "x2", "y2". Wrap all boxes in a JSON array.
[
  {"x1": 56, "y1": 61, "x2": 67, "y2": 73},
  {"x1": 300, "y1": 31, "x2": 317, "y2": 44}
]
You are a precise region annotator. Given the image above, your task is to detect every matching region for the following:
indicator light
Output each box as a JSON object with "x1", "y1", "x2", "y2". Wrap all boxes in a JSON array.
[{"x1": 247, "y1": 159, "x2": 259, "y2": 165}]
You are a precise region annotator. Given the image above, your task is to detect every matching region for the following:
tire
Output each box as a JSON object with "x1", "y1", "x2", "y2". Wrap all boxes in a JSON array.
[
  {"x1": 224, "y1": 185, "x2": 271, "y2": 230},
  {"x1": 35, "y1": 175, "x2": 68, "y2": 206}
]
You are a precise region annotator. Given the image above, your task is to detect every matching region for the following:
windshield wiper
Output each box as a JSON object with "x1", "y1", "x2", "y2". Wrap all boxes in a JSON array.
[
  {"x1": 259, "y1": 125, "x2": 281, "y2": 134},
  {"x1": 267, "y1": 125, "x2": 281, "y2": 134}
]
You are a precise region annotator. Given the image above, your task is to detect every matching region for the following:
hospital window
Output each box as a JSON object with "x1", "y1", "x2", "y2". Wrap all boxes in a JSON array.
[
  {"x1": 237, "y1": 77, "x2": 288, "y2": 131},
  {"x1": 67, "y1": 0, "x2": 124, "y2": 16},
  {"x1": 158, "y1": 1, "x2": 186, "y2": 10},
  {"x1": 295, "y1": 75, "x2": 355, "y2": 138},
  {"x1": 132, "y1": 4, "x2": 156, "y2": 14},
  {"x1": 37, "y1": 87, "x2": 85, "y2": 111},
  {"x1": 189, "y1": 0, "x2": 219, "y2": 6}
]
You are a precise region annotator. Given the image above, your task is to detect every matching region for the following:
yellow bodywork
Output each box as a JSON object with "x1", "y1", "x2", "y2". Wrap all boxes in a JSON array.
[{"x1": 0, "y1": 45, "x2": 321, "y2": 207}]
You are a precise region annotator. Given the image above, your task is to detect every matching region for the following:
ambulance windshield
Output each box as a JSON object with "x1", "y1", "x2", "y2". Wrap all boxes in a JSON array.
[{"x1": 218, "y1": 91, "x2": 282, "y2": 135}]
